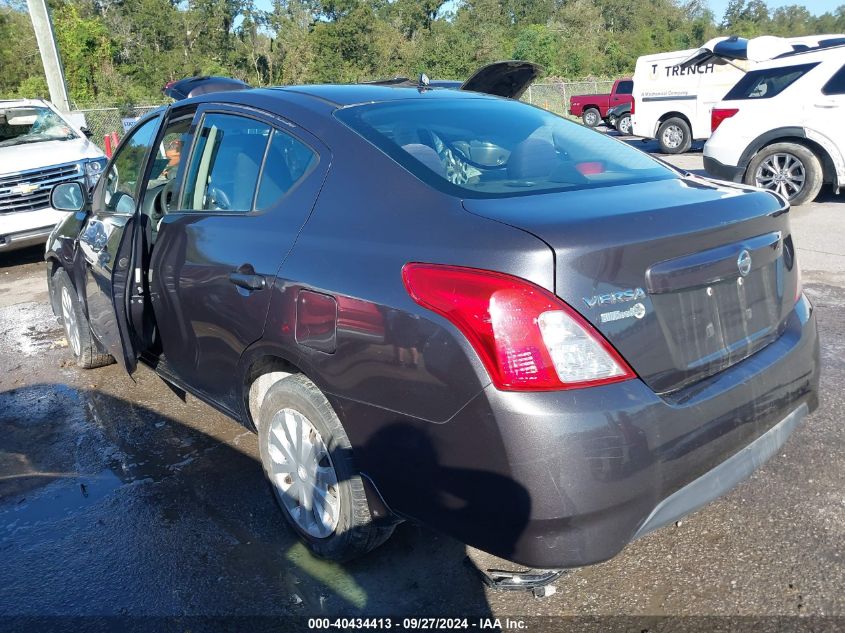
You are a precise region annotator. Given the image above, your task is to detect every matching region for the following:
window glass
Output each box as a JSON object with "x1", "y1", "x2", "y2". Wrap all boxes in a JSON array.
[
  {"x1": 616, "y1": 80, "x2": 633, "y2": 95},
  {"x1": 100, "y1": 115, "x2": 160, "y2": 214},
  {"x1": 0, "y1": 105, "x2": 77, "y2": 146},
  {"x1": 822, "y1": 63, "x2": 845, "y2": 95},
  {"x1": 182, "y1": 113, "x2": 271, "y2": 212},
  {"x1": 255, "y1": 129, "x2": 317, "y2": 209},
  {"x1": 724, "y1": 63, "x2": 819, "y2": 100},
  {"x1": 143, "y1": 115, "x2": 194, "y2": 226},
  {"x1": 335, "y1": 98, "x2": 672, "y2": 199}
]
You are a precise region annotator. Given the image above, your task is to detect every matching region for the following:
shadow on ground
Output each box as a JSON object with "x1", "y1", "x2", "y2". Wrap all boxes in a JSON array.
[{"x1": 0, "y1": 383, "x2": 496, "y2": 617}]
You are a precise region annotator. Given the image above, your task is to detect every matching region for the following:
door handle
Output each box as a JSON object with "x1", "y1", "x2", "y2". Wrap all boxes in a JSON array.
[
  {"x1": 229, "y1": 272, "x2": 266, "y2": 291},
  {"x1": 814, "y1": 102, "x2": 839, "y2": 109}
]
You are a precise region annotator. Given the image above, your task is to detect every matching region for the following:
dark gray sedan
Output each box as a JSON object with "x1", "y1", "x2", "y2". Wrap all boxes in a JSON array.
[{"x1": 45, "y1": 81, "x2": 819, "y2": 571}]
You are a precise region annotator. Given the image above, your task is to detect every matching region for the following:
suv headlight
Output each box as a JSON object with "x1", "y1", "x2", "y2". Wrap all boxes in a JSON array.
[{"x1": 84, "y1": 158, "x2": 108, "y2": 187}]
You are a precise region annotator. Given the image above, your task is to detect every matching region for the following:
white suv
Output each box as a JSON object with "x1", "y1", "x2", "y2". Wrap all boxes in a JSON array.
[
  {"x1": 0, "y1": 99, "x2": 107, "y2": 252},
  {"x1": 704, "y1": 45, "x2": 845, "y2": 205}
]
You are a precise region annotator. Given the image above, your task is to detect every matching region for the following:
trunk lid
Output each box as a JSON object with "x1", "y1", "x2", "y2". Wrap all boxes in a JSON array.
[{"x1": 463, "y1": 177, "x2": 798, "y2": 394}]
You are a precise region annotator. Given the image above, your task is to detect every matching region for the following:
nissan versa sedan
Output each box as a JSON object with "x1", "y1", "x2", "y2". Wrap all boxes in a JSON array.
[{"x1": 44, "y1": 82, "x2": 819, "y2": 569}]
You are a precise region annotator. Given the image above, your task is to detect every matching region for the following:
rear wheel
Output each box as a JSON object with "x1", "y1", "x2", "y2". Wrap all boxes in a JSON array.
[
  {"x1": 257, "y1": 374, "x2": 394, "y2": 561},
  {"x1": 616, "y1": 113, "x2": 632, "y2": 136},
  {"x1": 657, "y1": 117, "x2": 691, "y2": 154},
  {"x1": 744, "y1": 142, "x2": 823, "y2": 206},
  {"x1": 582, "y1": 108, "x2": 600, "y2": 127},
  {"x1": 53, "y1": 269, "x2": 113, "y2": 369}
]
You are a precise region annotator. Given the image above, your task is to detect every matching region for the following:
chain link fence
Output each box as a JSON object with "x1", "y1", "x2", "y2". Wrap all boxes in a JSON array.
[
  {"x1": 522, "y1": 80, "x2": 616, "y2": 117},
  {"x1": 71, "y1": 104, "x2": 165, "y2": 150},
  {"x1": 70, "y1": 80, "x2": 616, "y2": 149}
]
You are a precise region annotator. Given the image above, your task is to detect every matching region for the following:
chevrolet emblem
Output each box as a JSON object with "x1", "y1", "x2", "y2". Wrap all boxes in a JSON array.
[{"x1": 11, "y1": 182, "x2": 39, "y2": 195}]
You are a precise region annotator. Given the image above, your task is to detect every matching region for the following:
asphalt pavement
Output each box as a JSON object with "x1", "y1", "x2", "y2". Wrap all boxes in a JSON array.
[{"x1": 1, "y1": 150, "x2": 844, "y2": 629}]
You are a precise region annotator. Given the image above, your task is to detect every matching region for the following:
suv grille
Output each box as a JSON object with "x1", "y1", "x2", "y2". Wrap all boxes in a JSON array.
[{"x1": 0, "y1": 162, "x2": 83, "y2": 215}]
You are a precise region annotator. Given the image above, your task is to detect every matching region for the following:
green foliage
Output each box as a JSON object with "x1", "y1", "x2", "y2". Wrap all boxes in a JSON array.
[{"x1": 0, "y1": 0, "x2": 842, "y2": 104}]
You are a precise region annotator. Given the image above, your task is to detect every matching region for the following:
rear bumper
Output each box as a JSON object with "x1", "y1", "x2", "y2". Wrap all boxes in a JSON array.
[
  {"x1": 703, "y1": 155, "x2": 744, "y2": 183},
  {"x1": 349, "y1": 296, "x2": 819, "y2": 568}
]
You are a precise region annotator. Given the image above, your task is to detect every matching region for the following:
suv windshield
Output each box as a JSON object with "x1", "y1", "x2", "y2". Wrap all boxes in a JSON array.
[
  {"x1": 335, "y1": 98, "x2": 672, "y2": 198},
  {"x1": 723, "y1": 62, "x2": 819, "y2": 100},
  {"x1": 0, "y1": 105, "x2": 78, "y2": 148}
]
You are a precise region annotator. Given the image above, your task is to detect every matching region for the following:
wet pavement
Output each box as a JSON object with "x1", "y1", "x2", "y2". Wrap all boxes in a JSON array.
[{"x1": 1, "y1": 156, "x2": 845, "y2": 627}]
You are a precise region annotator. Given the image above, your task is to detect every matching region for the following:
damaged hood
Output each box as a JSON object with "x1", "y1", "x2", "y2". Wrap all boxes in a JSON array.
[{"x1": 0, "y1": 137, "x2": 103, "y2": 174}]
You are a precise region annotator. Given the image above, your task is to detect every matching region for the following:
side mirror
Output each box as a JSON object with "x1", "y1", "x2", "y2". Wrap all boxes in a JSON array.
[
  {"x1": 51, "y1": 182, "x2": 86, "y2": 212},
  {"x1": 80, "y1": 126, "x2": 94, "y2": 139}
]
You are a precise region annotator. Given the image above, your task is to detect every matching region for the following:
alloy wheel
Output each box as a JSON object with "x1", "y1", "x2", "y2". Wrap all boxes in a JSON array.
[
  {"x1": 661, "y1": 124, "x2": 683, "y2": 149},
  {"x1": 61, "y1": 286, "x2": 81, "y2": 356},
  {"x1": 584, "y1": 111, "x2": 598, "y2": 126},
  {"x1": 618, "y1": 115, "x2": 631, "y2": 135},
  {"x1": 266, "y1": 408, "x2": 340, "y2": 538},
  {"x1": 754, "y1": 152, "x2": 806, "y2": 200}
]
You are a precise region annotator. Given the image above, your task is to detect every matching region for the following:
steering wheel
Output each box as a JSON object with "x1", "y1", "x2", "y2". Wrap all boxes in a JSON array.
[
  {"x1": 155, "y1": 177, "x2": 178, "y2": 218},
  {"x1": 206, "y1": 184, "x2": 232, "y2": 211}
]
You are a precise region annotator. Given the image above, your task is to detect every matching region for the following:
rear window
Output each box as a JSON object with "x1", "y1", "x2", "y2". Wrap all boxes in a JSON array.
[
  {"x1": 616, "y1": 80, "x2": 633, "y2": 95},
  {"x1": 724, "y1": 63, "x2": 819, "y2": 100},
  {"x1": 822, "y1": 63, "x2": 845, "y2": 95},
  {"x1": 335, "y1": 98, "x2": 672, "y2": 199}
]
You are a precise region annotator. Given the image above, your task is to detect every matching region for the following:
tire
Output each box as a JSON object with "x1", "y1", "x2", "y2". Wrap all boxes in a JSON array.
[
  {"x1": 257, "y1": 374, "x2": 394, "y2": 561},
  {"x1": 744, "y1": 142, "x2": 823, "y2": 206},
  {"x1": 657, "y1": 116, "x2": 692, "y2": 154},
  {"x1": 582, "y1": 108, "x2": 600, "y2": 127},
  {"x1": 53, "y1": 269, "x2": 113, "y2": 369},
  {"x1": 617, "y1": 113, "x2": 632, "y2": 136}
]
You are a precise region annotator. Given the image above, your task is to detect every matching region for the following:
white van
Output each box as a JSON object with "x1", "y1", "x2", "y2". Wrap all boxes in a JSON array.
[{"x1": 631, "y1": 35, "x2": 844, "y2": 154}]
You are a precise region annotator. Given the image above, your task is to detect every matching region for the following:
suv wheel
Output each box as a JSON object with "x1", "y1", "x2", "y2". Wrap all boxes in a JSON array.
[
  {"x1": 257, "y1": 374, "x2": 394, "y2": 561},
  {"x1": 616, "y1": 113, "x2": 632, "y2": 135},
  {"x1": 657, "y1": 117, "x2": 691, "y2": 154},
  {"x1": 53, "y1": 269, "x2": 113, "y2": 369},
  {"x1": 582, "y1": 108, "x2": 600, "y2": 127},
  {"x1": 745, "y1": 142, "x2": 823, "y2": 206}
]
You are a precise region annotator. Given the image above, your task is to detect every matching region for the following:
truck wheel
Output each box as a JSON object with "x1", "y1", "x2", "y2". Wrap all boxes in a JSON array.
[
  {"x1": 744, "y1": 142, "x2": 823, "y2": 206},
  {"x1": 617, "y1": 113, "x2": 632, "y2": 135},
  {"x1": 582, "y1": 108, "x2": 600, "y2": 127},
  {"x1": 53, "y1": 269, "x2": 113, "y2": 369},
  {"x1": 257, "y1": 374, "x2": 394, "y2": 561},
  {"x1": 657, "y1": 117, "x2": 691, "y2": 154}
]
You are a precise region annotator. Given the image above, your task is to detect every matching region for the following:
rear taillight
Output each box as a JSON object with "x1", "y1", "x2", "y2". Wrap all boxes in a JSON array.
[
  {"x1": 402, "y1": 263, "x2": 636, "y2": 391},
  {"x1": 711, "y1": 108, "x2": 739, "y2": 133},
  {"x1": 630, "y1": 98, "x2": 635, "y2": 115}
]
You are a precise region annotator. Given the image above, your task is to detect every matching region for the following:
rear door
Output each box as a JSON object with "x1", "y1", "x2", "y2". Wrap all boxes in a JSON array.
[
  {"x1": 812, "y1": 61, "x2": 845, "y2": 151},
  {"x1": 78, "y1": 113, "x2": 162, "y2": 372},
  {"x1": 149, "y1": 103, "x2": 328, "y2": 410}
]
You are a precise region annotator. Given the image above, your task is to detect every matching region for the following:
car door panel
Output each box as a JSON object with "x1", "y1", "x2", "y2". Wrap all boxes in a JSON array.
[
  {"x1": 77, "y1": 114, "x2": 162, "y2": 373},
  {"x1": 149, "y1": 105, "x2": 329, "y2": 411}
]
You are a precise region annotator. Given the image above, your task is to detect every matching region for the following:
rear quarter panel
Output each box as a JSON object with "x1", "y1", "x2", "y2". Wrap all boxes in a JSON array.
[{"x1": 249, "y1": 115, "x2": 554, "y2": 424}]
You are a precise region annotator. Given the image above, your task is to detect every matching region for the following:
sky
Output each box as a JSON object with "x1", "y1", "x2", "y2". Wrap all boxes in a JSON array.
[{"x1": 707, "y1": 0, "x2": 841, "y2": 19}]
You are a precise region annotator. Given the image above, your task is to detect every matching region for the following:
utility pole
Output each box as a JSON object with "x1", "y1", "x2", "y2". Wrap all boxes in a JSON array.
[{"x1": 26, "y1": 0, "x2": 71, "y2": 112}]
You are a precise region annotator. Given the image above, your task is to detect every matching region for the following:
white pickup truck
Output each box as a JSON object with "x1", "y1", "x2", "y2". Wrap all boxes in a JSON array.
[{"x1": 0, "y1": 99, "x2": 107, "y2": 252}]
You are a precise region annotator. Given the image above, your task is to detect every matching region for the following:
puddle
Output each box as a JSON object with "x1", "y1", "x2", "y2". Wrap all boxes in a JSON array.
[
  {"x1": 0, "y1": 302, "x2": 65, "y2": 361},
  {"x1": 0, "y1": 469, "x2": 123, "y2": 532}
]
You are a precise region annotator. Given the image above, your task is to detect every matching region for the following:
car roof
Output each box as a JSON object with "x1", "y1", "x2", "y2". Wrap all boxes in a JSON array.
[
  {"x1": 747, "y1": 44, "x2": 845, "y2": 70},
  {"x1": 267, "y1": 83, "x2": 497, "y2": 107}
]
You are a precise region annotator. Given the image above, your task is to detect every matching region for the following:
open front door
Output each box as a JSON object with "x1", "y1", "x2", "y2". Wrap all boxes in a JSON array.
[{"x1": 79, "y1": 113, "x2": 163, "y2": 374}]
